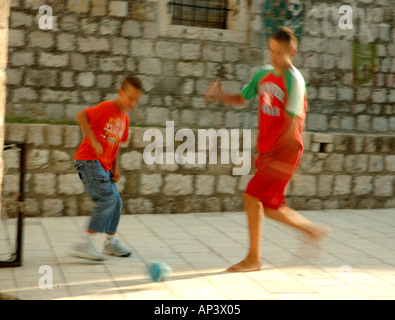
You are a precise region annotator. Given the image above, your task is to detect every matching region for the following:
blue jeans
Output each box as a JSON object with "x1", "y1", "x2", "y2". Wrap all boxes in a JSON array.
[{"x1": 74, "y1": 160, "x2": 122, "y2": 234}]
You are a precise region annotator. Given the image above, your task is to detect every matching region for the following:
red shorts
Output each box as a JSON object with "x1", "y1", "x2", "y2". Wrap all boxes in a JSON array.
[{"x1": 245, "y1": 140, "x2": 303, "y2": 209}]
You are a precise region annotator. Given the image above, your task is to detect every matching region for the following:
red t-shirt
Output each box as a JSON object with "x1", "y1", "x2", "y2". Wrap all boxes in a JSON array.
[
  {"x1": 241, "y1": 65, "x2": 307, "y2": 153},
  {"x1": 74, "y1": 101, "x2": 130, "y2": 171}
]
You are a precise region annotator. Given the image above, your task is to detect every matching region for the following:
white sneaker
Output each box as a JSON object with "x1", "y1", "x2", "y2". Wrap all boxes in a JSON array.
[
  {"x1": 103, "y1": 239, "x2": 132, "y2": 257},
  {"x1": 69, "y1": 239, "x2": 107, "y2": 261}
]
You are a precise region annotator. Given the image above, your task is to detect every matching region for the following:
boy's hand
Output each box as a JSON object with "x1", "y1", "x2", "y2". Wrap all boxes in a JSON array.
[
  {"x1": 204, "y1": 79, "x2": 223, "y2": 103},
  {"x1": 111, "y1": 169, "x2": 121, "y2": 183},
  {"x1": 92, "y1": 139, "x2": 104, "y2": 157}
]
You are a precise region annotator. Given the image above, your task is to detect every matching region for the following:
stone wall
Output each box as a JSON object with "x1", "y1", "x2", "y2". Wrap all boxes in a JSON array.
[
  {"x1": 2, "y1": 0, "x2": 394, "y2": 216},
  {"x1": 2, "y1": 123, "x2": 395, "y2": 217},
  {"x1": 4, "y1": 0, "x2": 395, "y2": 134}
]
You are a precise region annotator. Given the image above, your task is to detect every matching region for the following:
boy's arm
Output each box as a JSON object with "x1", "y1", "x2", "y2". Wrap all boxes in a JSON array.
[
  {"x1": 205, "y1": 80, "x2": 247, "y2": 106},
  {"x1": 111, "y1": 152, "x2": 121, "y2": 183},
  {"x1": 76, "y1": 110, "x2": 103, "y2": 156}
]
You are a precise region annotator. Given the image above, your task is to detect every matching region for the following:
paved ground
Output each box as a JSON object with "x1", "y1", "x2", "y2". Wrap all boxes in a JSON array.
[{"x1": 0, "y1": 209, "x2": 395, "y2": 300}]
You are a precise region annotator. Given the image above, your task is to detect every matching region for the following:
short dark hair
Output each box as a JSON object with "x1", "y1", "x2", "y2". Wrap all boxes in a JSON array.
[
  {"x1": 271, "y1": 27, "x2": 298, "y2": 50},
  {"x1": 121, "y1": 76, "x2": 144, "y2": 92}
]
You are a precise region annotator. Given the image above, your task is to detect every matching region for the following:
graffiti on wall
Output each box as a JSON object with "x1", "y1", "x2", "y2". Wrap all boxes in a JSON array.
[
  {"x1": 261, "y1": 0, "x2": 392, "y2": 88},
  {"x1": 353, "y1": 42, "x2": 377, "y2": 87},
  {"x1": 262, "y1": 0, "x2": 304, "y2": 42}
]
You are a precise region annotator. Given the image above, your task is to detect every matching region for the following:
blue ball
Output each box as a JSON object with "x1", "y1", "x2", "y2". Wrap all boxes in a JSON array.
[{"x1": 148, "y1": 262, "x2": 172, "y2": 282}]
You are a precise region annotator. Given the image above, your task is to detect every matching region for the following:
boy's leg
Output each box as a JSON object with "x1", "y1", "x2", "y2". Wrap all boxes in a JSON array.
[
  {"x1": 71, "y1": 160, "x2": 122, "y2": 260},
  {"x1": 264, "y1": 206, "x2": 330, "y2": 239},
  {"x1": 87, "y1": 176, "x2": 120, "y2": 234},
  {"x1": 227, "y1": 193, "x2": 264, "y2": 272},
  {"x1": 103, "y1": 182, "x2": 122, "y2": 234},
  {"x1": 102, "y1": 183, "x2": 132, "y2": 257}
]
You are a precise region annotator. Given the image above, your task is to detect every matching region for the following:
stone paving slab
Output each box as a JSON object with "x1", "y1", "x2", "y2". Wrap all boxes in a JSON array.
[{"x1": 0, "y1": 209, "x2": 395, "y2": 300}]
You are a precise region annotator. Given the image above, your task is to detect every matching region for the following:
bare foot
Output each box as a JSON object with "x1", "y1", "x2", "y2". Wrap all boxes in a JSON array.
[
  {"x1": 308, "y1": 225, "x2": 331, "y2": 241},
  {"x1": 226, "y1": 258, "x2": 262, "y2": 273}
]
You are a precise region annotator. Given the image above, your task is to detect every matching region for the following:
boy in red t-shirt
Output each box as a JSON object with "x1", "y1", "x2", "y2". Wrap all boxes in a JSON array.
[
  {"x1": 70, "y1": 76, "x2": 143, "y2": 261},
  {"x1": 205, "y1": 27, "x2": 330, "y2": 272}
]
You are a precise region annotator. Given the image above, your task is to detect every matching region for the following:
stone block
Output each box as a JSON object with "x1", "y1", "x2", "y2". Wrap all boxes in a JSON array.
[
  {"x1": 10, "y1": 11, "x2": 33, "y2": 28},
  {"x1": 385, "y1": 155, "x2": 395, "y2": 172},
  {"x1": 156, "y1": 41, "x2": 181, "y2": 60},
  {"x1": 10, "y1": 52, "x2": 34, "y2": 67},
  {"x1": 52, "y1": 150, "x2": 72, "y2": 171},
  {"x1": 27, "y1": 149, "x2": 50, "y2": 170},
  {"x1": 217, "y1": 175, "x2": 237, "y2": 194},
  {"x1": 195, "y1": 175, "x2": 215, "y2": 196},
  {"x1": 140, "y1": 173, "x2": 162, "y2": 195},
  {"x1": 325, "y1": 154, "x2": 344, "y2": 172},
  {"x1": 38, "y1": 52, "x2": 69, "y2": 68},
  {"x1": 109, "y1": 1, "x2": 128, "y2": 17},
  {"x1": 33, "y1": 173, "x2": 56, "y2": 195},
  {"x1": 374, "y1": 175, "x2": 394, "y2": 197},
  {"x1": 112, "y1": 37, "x2": 129, "y2": 55},
  {"x1": 307, "y1": 114, "x2": 328, "y2": 131},
  {"x1": 182, "y1": 43, "x2": 201, "y2": 60},
  {"x1": 26, "y1": 124, "x2": 45, "y2": 147},
  {"x1": 131, "y1": 39, "x2": 154, "y2": 57},
  {"x1": 77, "y1": 72, "x2": 95, "y2": 87},
  {"x1": 345, "y1": 155, "x2": 368, "y2": 173},
  {"x1": 71, "y1": 53, "x2": 87, "y2": 71},
  {"x1": 68, "y1": 0, "x2": 90, "y2": 13},
  {"x1": 91, "y1": 0, "x2": 107, "y2": 16},
  {"x1": 138, "y1": 58, "x2": 162, "y2": 75},
  {"x1": 25, "y1": 69, "x2": 57, "y2": 87},
  {"x1": 12, "y1": 88, "x2": 38, "y2": 102},
  {"x1": 3, "y1": 148, "x2": 20, "y2": 170},
  {"x1": 6, "y1": 68, "x2": 23, "y2": 85},
  {"x1": 202, "y1": 45, "x2": 224, "y2": 62},
  {"x1": 291, "y1": 174, "x2": 316, "y2": 196},
  {"x1": 2, "y1": 175, "x2": 19, "y2": 195},
  {"x1": 333, "y1": 175, "x2": 352, "y2": 195},
  {"x1": 372, "y1": 117, "x2": 388, "y2": 132},
  {"x1": 78, "y1": 36, "x2": 110, "y2": 53},
  {"x1": 5, "y1": 123, "x2": 27, "y2": 142},
  {"x1": 29, "y1": 31, "x2": 54, "y2": 49},
  {"x1": 8, "y1": 29, "x2": 25, "y2": 47},
  {"x1": 64, "y1": 125, "x2": 81, "y2": 148},
  {"x1": 369, "y1": 155, "x2": 384, "y2": 172},
  {"x1": 145, "y1": 107, "x2": 170, "y2": 126},
  {"x1": 97, "y1": 74, "x2": 113, "y2": 88},
  {"x1": 57, "y1": 33, "x2": 76, "y2": 52},
  {"x1": 127, "y1": 198, "x2": 154, "y2": 214},
  {"x1": 357, "y1": 115, "x2": 371, "y2": 132},
  {"x1": 318, "y1": 175, "x2": 334, "y2": 197},
  {"x1": 100, "y1": 19, "x2": 121, "y2": 35},
  {"x1": 203, "y1": 197, "x2": 222, "y2": 212},
  {"x1": 58, "y1": 174, "x2": 85, "y2": 195},
  {"x1": 41, "y1": 89, "x2": 76, "y2": 103},
  {"x1": 300, "y1": 153, "x2": 324, "y2": 174},
  {"x1": 353, "y1": 176, "x2": 373, "y2": 196},
  {"x1": 121, "y1": 20, "x2": 142, "y2": 38},
  {"x1": 42, "y1": 199, "x2": 64, "y2": 217},
  {"x1": 323, "y1": 199, "x2": 339, "y2": 210},
  {"x1": 24, "y1": 198, "x2": 40, "y2": 216},
  {"x1": 163, "y1": 174, "x2": 193, "y2": 196},
  {"x1": 120, "y1": 151, "x2": 142, "y2": 171}
]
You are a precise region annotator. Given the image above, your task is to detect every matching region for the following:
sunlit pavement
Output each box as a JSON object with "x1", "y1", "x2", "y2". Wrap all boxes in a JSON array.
[{"x1": 1, "y1": 209, "x2": 395, "y2": 300}]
